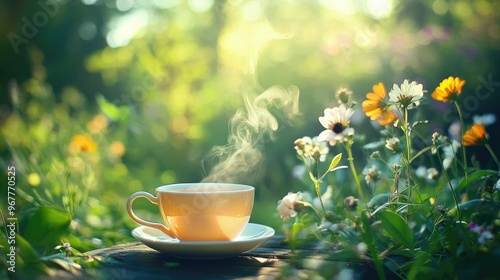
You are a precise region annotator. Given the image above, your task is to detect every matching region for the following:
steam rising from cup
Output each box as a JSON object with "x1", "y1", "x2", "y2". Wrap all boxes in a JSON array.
[{"x1": 202, "y1": 85, "x2": 301, "y2": 184}]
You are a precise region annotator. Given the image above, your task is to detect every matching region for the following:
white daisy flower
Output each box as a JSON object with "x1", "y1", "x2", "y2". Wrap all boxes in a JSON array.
[
  {"x1": 415, "y1": 166, "x2": 427, "y2": 178},
  {"x1": 478, "y1": 230, "x2": 494, "y2": 244},
  {"x1": 388, "y1": 79, "x2": 424, "y2": 109},
  {"x1": 364, "y1": 165, "x2": 380, "y2": 185},
  {"x1": 426, "y1": 167, "x2": 439, "y2": 180},
  {"x1": 442, "y1": 140, "x2": 461, "y2": 170},
  {"x1": 317, "y1": 104, "x2": 355, "y2": 146},
  {"x1": 357, "y1": 242, "x2": 368, "y2": 254},
  {"x1": 473, "y1": 114, "x2": 496, "y2": 126},
  {"x1": 416, "y1": 166, "x2": 439, "y2": 181},
  {"x1": 294, "y1": 136, "x2": 329, "y2": 162},
  {"x1": 276, "y1": 192, "x2": 304, "y2": 221},
  {"x1": 448, "y1": 120, "x2": 461, "y2": 142}
]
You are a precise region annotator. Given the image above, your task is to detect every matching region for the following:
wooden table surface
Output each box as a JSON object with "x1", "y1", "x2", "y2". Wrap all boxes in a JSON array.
[
  {"x1": 85, "y1": 236, "x2": 290, "y2": 279},
  {"x1": 33, "y1": 235, "x2": 376, "y2": 280},
  {"x1": 42, "y1": 235, "x2": 372, "y2": 279}
]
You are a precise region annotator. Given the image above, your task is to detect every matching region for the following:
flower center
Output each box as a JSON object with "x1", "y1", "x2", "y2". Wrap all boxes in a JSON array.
[
  {"x1": 397, "y1": 94, "x2": 414, "y2": 108},
  {"x1": 332, "y1": 122, "x2": 344, "y2": 133}
]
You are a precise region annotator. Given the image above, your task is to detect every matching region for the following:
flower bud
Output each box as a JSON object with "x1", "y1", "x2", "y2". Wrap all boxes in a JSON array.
[
  {"x1": 336, "y1": 88, "x2": 352, "y2": 105},
  {"x1": 344, "y1": 196, "x2": 359, "y2": 211},
  {"x1": 325, "y1": 211, "x2": 340, "y2": 223},
  {"x1": 385, "y1": 137, "x2": 402, "y2": 153}
]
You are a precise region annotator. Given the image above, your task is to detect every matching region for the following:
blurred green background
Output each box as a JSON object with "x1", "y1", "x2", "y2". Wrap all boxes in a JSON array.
[{"x1": 1, "y1": 0, "x2": 500, "y2": 253}]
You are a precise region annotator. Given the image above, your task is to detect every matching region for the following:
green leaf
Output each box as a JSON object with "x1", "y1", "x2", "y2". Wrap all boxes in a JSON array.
[
  {"x1": 96, "y1": 95, "x2": 129, "y2": 121},
  {"x1": 377, "y1": 209, "x2": 414, "y2": 249},
  {"x1": 359, "y1": 211, "x2": 386, "y2": 280},
  {"x1": 407, "y1": 251, "x2": 434, "y2": 280},
  {"x1": 411, "y1": 120, "x2": 428, "y2": 128},
  {"x1": 16, "y1": 234, "x2": 40, "y2": 263},
  {"x1": 14, "y1": 234, "x2": 51, "y2": 276},
  {"x1": 449, "y1": 198, "x2": 490, "y2": 217},
  {"x1": 289, "y1": 222, "x2": 304, "y2": 250},
  {"x1": 363, "y1": 141, "x2": 384, "y2": 150},
  {"x1": 23, "y1": 206, "x2": 72, "y2": 246},
  {"x1": 458, "y1": 169, "x2": 498, "y2": 192},
  {"x1": 327, "y1": 153, "x2": 342, "y2": 173},
  {"x1": 326, "y1": 248, "x2": 361, "y2": 261},
  {"x1": 367, "y1": 192, "x2": 391, "y2": 208},
  {"x1": 163, "y1": 261, "x2": 180, "y2": 268},
  {"x1": 409, "y1": 146, "x2": 432, "y2": 163}
]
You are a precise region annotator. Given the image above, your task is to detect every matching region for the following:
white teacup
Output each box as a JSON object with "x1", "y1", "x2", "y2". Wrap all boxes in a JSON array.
[{"x1": 127, "y1": 183, "x2": 255, "y2": 241}]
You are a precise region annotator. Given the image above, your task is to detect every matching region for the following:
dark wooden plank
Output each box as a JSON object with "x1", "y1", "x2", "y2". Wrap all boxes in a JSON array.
[
  {"x1": 80, "y1": 237, "x2": 290, "y2": 279},
  {"x1": 38, "y1": 235, "x2": 365, "y2": 279}
]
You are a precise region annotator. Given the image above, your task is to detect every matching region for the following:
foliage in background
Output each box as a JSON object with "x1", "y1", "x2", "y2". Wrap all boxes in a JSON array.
[
  {"x1": 0, "y1": 0, "x2": 499, "y2": 278},
  {"x1": 277, "y1": 77, "x2": 500, "y2": 279}
]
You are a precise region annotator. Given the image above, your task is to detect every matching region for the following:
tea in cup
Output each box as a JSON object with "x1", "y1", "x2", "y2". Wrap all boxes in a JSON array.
[{"x1": 126, "y1": 183, "x2": 254, "y2": 241}]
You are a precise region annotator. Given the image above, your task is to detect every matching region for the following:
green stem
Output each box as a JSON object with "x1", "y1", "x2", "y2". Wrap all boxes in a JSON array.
[
  {"x1": 314, "y1": 179, "x2": 326, "y2": 214},
  {"x1": 454, "y1": 101, "x2": 468, "y2": 191},
  {"x1": 316, "y1": 159, "x2": 321, "y2": 181},
  {"x1": 485, "y1": 142, "x2": 500, "y2": 170},
  {"x1": 304, "y1": 202, "x2": 324, "y2": 219},
  {"x1": 346, "y1": 140, "x2": 365, "y2": 201},
  {"x1": 303, "y1": 157, "x2": 326, "y2": 214},
  {"x1": 404, "y1": 108, "x2": 412, "y2": 200},
  {"x1": 437, "y1": 151, "x2": 462, "y2": 221}
]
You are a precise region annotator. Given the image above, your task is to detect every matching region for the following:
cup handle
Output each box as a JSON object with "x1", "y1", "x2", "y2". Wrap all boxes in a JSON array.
[{"x1": 126, "y1": 191, "x2": 175, "y2": 238}]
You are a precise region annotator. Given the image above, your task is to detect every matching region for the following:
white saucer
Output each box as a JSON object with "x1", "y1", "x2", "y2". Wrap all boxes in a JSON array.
[{"x1": 131, "y1": 223, "x2": 275, "y2": 259}]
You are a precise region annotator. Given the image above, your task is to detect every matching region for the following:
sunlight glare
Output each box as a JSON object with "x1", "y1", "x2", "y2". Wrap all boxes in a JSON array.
[
  {"x1": 106, "y1": 9, "x2": 148, "y2": 48},
  {"x1": 432, "y1": 0, "x2": 448, "y2": 15},
  {"x1": 320, "y1": 0, "x2": 358, "y2": 15},
  {"x1": 79, "y1": 21, "x2": 97, "y2": 41},
  {"x1": 116, "y1": 0, "x2": 134, "y2": 12},
  {"x1": 188, "y1": 0, "x2": 214, "y2": 13},
  {"x1": 219, "y1": 22, "x2": 288, "y2": 75},
  {"x1": 366, "y1": 0, "x2": 393, "y2": 19},
  {"x1": 242, "y1": 0, "x2": 262, "y2": 21},
  {"x1": 151, "y1": 0, "x2": 181, "y2": 9},
  {"x1": 81, "y1": 0, "x2": 97, "y2": 5}
]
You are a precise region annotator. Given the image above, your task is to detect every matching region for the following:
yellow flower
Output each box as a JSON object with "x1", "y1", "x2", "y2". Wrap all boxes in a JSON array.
[
  {"x1": 362, "y1": 82, "x2": 397, "y2": 126},
  {"x1": 70, "y1": 134, "x2": 97, "y2": 152},
  {"x1": 432, "y1": 76, "x2": 465, "y2": 102},
  {"x1": 462, "y1": 123, "x2": 487, "y2": 146},
  {"x1": 28, "y1": 173, "x2": 41, "y2": 187}
]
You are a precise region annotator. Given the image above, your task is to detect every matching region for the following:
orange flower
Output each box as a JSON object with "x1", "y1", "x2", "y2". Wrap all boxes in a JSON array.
[
  {"x1": 432, "y1": 76, "x2": 465, "y2": 102},
  {"x1": 70, "y1": 134, "x2": 97, "y2": 152},
  {"x1": 362, "y1": 82, "x2": 397, "y2": 126},
  {"x1": 87, "y1": 114, "x2": 108, "y2": 134},
  {"x1": 462, "y1": 124, "x2": 487, "y2": 146},
  {"x1": 110, "y1": 141, "x2": 126, "y2": 157}
]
